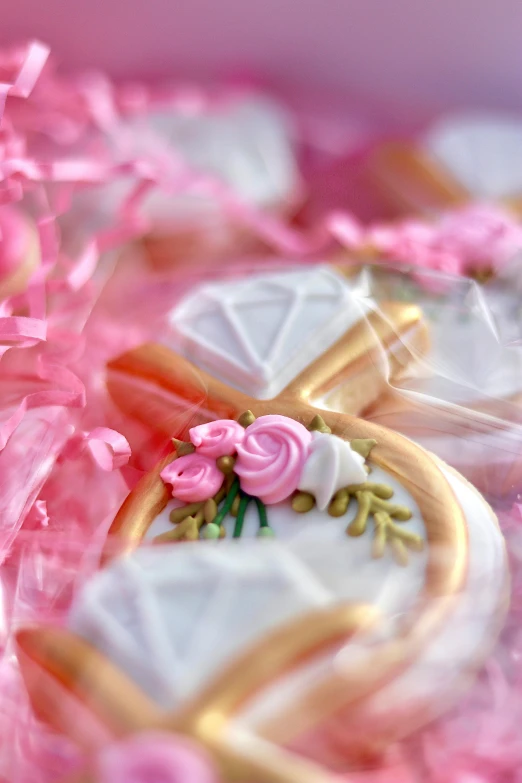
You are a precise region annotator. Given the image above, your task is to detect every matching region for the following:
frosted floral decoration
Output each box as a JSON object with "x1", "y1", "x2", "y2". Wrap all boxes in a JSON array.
[
  {"x1": 159, "y1": 412, "x2": 423, "y2": 565},
  {"x1": 367, "y1": 203, "x2": 522, "y2": 282}
]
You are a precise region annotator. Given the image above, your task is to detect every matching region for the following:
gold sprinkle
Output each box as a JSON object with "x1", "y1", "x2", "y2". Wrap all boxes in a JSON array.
[
  {"x1": 291, "y1": 492, "x2": 315, "y2": 513},
  {"x1": 169, "y1": 502, "x2": 204, "y2": 525},
  {"x1": 171, "y1": 438, "x2": 196, "y2": 457},
  {"x1": 217, "y1": 455, "x2": 236, "y2": 474},
  {"x1": 204, "y1": 498, "x2": 218, "y2": 524},
  {"x1": 308, "y1": 415, "x2": 331, "y2": 434},
  {"x1": 350, "y1": 439, "x2": 377, "y2": 458},
  {"x1": 238, "y1": 410, "x2": 256, "y2": 428}
]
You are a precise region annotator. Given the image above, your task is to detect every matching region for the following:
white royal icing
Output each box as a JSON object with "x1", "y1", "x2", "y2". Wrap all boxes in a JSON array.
[
  {"x1": 424, "y1": 111, "x2": 522, "y2": 200},
  {"x1": 70, "y1": 464, "x2": 427, "y2": 708},
  {"x1": 69, "y1": 454, "x2": 506, "y2": 745},
  {"x1": 166, "y1": 266, "x2": 371, "y2": 400},
  {"x1": 297, "y1": 432, "x2": 367, "y2": 510}
]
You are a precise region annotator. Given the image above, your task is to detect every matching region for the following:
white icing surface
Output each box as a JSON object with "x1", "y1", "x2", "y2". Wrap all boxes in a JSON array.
[
  {"x1": 69, "y1": 457, "x2": 507, "y2": 741},
  {"x1": 166, "y1": 266, "x2": 370, "y2": 399},
  {"x1": 71, "y1": 465, "x2": 426, "y2": 708},
  {"x1": 70, "y1": 456, "x2": 507, "y2": 740},
  {"x1": 423, "y1": 111, "x2": 522, "y2": 199},
  {"x1": 238, "y1": 463, "x2": 506, "y2": 738},
  {"x1": 68, "y1": 95, "x2": 299, "y2": 235}
]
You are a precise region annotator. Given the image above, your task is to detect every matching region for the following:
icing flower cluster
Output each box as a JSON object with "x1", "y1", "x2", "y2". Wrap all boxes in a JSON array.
[
  {"x1": 159, "y1": 411, "x2": 422, "y2": 565},
  {"x1": 368, "y1": 203, "x2": 522, "y2": 281},
  {"x1": 161, "y1": 415, "x2": 367, "y2": 511}
]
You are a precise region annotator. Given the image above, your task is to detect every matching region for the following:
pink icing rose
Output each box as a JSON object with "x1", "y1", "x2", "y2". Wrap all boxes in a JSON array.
[
  {"x1": 189, "y1": 419, "x2": 245, "y2": 459},
  {"x1": 97, "y1": 732, "x2": 217, "y2": 783},
  {"x1": 160, "y1": 452, "x2": 223, "y2": 503},
  {"x1": 368, "y1": 220, "x2": 462, "y2": 276},
  {"x1": 434, "y1": 203, "x2": 522, "y2": 275},
  {"x1": 234, "y1": 414, "x2": 312, "y2": 504}
]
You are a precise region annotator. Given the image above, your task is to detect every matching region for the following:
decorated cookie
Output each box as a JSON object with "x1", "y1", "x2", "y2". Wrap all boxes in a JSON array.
[
  {"x1": 364, "y1": 283, "x2": 522, "y2": 499},
  {"x1": 0, "y1": 205, "x2": 39, "y2": 299},
  {"x1": 69, "y1": 94, "x2": 301, "y2": 266},
  {"x1": 367, "y1": 112, "x2": 522, "y2": 218},
  {"x1": 106, "y1": 265, "x2": 428, "y2": 441},
  {"x1": 17, "y1": 274, "x2": 508, "y2": 780}
]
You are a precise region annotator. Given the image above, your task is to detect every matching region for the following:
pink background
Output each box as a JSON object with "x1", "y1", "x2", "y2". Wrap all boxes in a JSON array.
[{"x1": 1, "y1": 0, "x2": 521, "y2": 111}]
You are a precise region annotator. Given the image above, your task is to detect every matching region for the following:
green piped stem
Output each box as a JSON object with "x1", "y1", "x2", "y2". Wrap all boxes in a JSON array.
[
  {"x1": 233, "y1": 493, "x2": 250, "y2": 538},
  {"x1": 255, "y1": 497, "x2": 268, "y2": 528},
  {"x1": 214, "y1": 478, "x2": 240, "y2": 527}
]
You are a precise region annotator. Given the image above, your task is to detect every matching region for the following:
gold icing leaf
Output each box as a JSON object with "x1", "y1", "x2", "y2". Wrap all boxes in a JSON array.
[
  {"x1": 308, "y1": 415, "x2": 331, "y2": 434},
  {"x1": 169, "y1": 502, "x2": 204, "y2": 525},
  {"x1": 154, "y1": 514, "x2": 201, "y2": 543},
  {"x1": 171, "y1": 438, "x2": 196, "y2": 457},
  {"x1": 350, "y1": 438, "x2": 377, "y2": 458}
]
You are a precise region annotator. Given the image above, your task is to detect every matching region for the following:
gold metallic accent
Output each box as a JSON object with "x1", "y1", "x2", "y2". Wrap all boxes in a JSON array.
[
  {"x1": 364, "y1": 387, "x2": 522, "y2": 498},
  {"x1": 17, "y1": 607, "x2": 379, "y2": 783},
  {"x1": 171, "y1": 437, "x2": 195, "y2": 456},
  {"x1": 350, "y1": 438, "x2": 377, "y2": 458},
  {"x1": 238, "y1": 410, "x2": 256, "y2": 427},
  {"x1": 365, "y1": 141, "x2": 470, "y2": 218},
  {"x1": 106, "y1": 299, "x2": 428, "y2": 438},
  {"x1": 169, "y1": 502, "x2": 204, "y2": 525},
  {"x1": 291, "y1": 491, "x2": 315, "y2": 513},
  {"x1": 204, "y1": 498, "x2": 218, "y2": 524},
  {"x1": 216, "y1": 455, "x2": 236, "y2": 474},
  {"x1": 308, "y1": 415, "x2": 331, "y2": 433},
  {"x1": 365, "y1": 140, "x2": 522, "y2": 222}
]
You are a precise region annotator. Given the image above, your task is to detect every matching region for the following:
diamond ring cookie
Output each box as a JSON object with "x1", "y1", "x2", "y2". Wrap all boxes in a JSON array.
[
  {"x1": 17, "y1": 266, "x2": 508, "y2": 781},
  {"x1": 367, "y1": 112, "x2": 522, "y2": 217},
  {"x1": 106, "y1": 265, "x2": 429, "y2": 441},
  {"x1": 69, "y1": 94, "x2": 301, "y2": 267}
]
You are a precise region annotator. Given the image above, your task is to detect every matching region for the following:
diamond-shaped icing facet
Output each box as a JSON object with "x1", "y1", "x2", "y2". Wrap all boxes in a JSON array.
[{"x1": 167, "y1": 266, "x2": 368, "y2": 399}]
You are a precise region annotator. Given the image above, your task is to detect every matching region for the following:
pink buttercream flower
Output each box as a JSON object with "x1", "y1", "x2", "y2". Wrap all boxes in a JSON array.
[
  {"x1": 368, "y1": 220, "x2": 462, "y2": 276},
  {"x1": 160, "y1": 452, "x2": 223, "y2": 503},
  {"x1": 189, "y1": 419, "x2": 245, "y2": 459},
  {"x1": 97, "y1": 732, "x2": 217, "y2": 783},
  {"x1": 367, "y1": 204, "x2": 522, "y2": 282},
  {"x1": 434, "y1": 203, "x2": 522, "y2": 275},
  {"x1": 234, "y1": 414, "x2": 312, "y2": 504}
]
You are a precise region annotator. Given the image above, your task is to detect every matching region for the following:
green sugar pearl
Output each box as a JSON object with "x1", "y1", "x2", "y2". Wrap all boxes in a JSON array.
[
  {"x1": 202, "y1": 523, "x2": 221, "y2": 540},
  {"x1": 257, "y1": 526, "x2": 275, "y2": 538}
]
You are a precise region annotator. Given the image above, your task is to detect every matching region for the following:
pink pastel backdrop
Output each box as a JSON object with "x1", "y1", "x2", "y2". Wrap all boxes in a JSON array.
[{"x1": 1, "y1": 0, "x2": 521, "y2": 112}]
